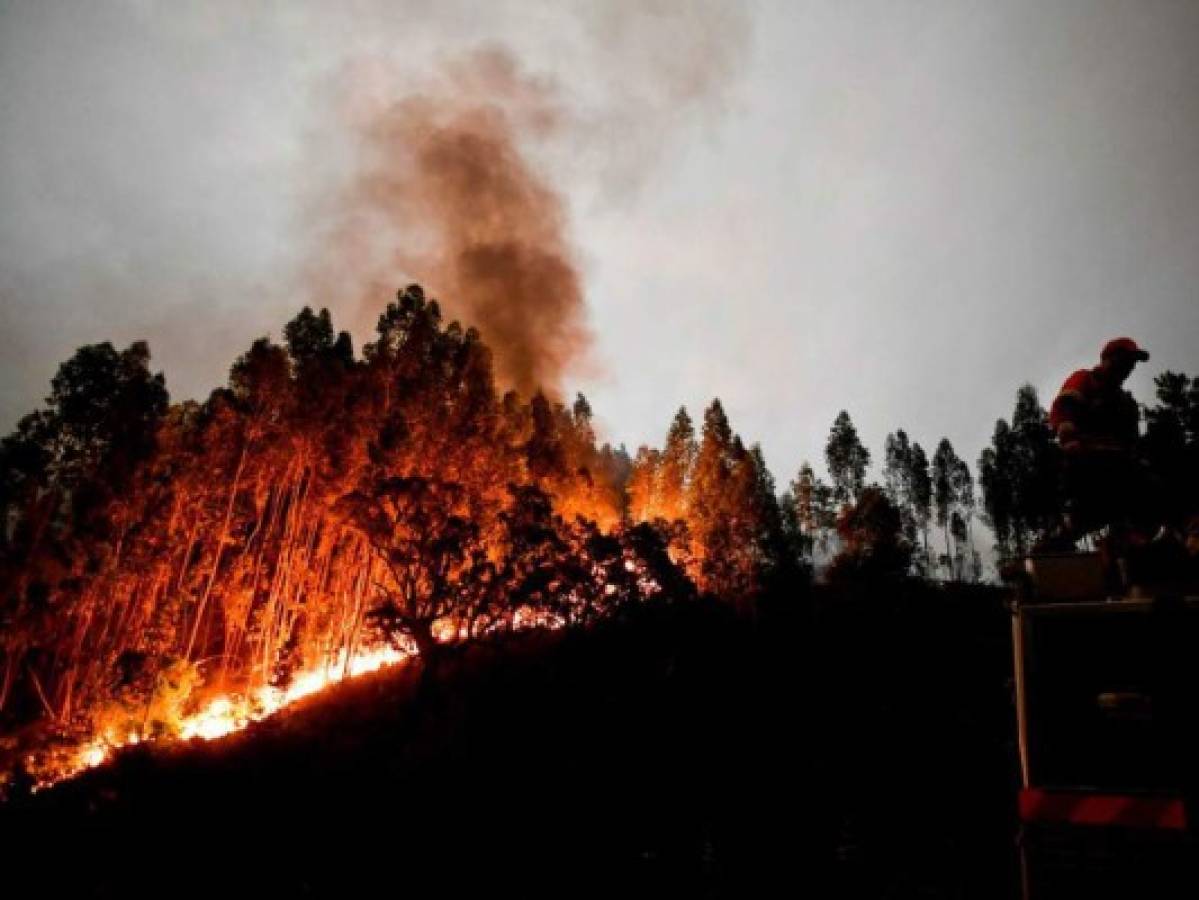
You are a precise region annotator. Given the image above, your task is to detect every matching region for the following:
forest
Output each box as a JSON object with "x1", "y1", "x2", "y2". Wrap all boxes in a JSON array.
[{"x1": 1, "y1": 284, "x2": 1196, "y2": 793}]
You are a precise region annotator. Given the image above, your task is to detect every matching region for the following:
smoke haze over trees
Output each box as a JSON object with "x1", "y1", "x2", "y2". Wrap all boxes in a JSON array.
[
  {"x1": 0, "y1": 1, "x2": 752, "y2": 426},
  {"x1": 314, "y1": 48, "x2": 593, "y2": 398},
  {"x1": 5, "y1": 3, "x2": 1199, "y2": 504}
]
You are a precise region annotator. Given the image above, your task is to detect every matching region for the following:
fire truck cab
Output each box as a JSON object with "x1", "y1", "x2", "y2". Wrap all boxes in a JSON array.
[{"x1": 1012, "y1": 552, "x2": 1199, "y2": 898}]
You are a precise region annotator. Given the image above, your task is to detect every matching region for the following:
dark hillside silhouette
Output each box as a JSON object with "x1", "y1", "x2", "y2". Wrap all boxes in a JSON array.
[{"x1": 4, "y1": 580, "x2": 1016, "y2": 898}]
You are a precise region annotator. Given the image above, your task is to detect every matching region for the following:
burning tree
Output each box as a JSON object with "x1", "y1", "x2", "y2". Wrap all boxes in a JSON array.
[
  {"x1": 336, "y1": 475, "x2": 489, "y2": 661},
  {"x1": 825, "y1": 486, "x2": 913, "y2": 584},
  {"x1": 0, "y1": 284, "x2": 713, "y2": 786}
]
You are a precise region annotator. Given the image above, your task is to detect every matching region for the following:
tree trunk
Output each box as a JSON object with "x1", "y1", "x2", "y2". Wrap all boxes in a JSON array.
[
  {"x1": 186, "y1": 442, "x2": 248, "y2": 660},
  {"x1": 0, "y1": 650, "x2": 16, "y2": 712}
]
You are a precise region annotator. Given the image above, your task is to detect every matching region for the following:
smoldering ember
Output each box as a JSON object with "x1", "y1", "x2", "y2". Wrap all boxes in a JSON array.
[{"x1": 2, "y1": 4, "x2": 1198, "y2": 898}]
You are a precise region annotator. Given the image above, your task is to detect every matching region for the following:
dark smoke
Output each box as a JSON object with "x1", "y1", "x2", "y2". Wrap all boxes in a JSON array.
[
  {"x1": 0, "y1": 4, "x2": 751, "y2": 429},
  {"x1": 320, "y1": 48, "x2": 590, "y2": 398}
]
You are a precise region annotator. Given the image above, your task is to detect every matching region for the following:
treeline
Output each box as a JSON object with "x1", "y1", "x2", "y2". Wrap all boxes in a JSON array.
[
  {"x1": 774, "y1": 373, "x2": 1199, "y2": 578},
  {"x1": 3, "y1": 282, "x2": 1194, "y2": 766},
  {"x1": 741, "y1": 411, "x2": 982, "y2": 582},
  {"x1": 0, "y1": 286, "x2": 805, "y2": 764}
]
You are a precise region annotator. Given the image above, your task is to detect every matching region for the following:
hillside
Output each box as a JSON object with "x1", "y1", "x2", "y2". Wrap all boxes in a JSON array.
[{"x1": 3, "y1": 582, "x2": 1017, "y2": 898}]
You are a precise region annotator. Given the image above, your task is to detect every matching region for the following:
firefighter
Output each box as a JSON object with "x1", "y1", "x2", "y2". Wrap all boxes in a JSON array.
[{"x1": 1048, "y1": 338, "x2": 1155, "y2": 540}]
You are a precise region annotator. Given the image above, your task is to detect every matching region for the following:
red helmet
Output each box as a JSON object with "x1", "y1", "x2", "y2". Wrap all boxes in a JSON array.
[{"x1": 1100, "y1": 337, "x2": 1149, "y2": 362}]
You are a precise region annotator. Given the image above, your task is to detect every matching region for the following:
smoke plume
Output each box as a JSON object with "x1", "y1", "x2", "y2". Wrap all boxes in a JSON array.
[
  {"x1": 0, "y1": 2, "x2": 750, "y2": 427},
  {"x1": 312, "y1": 0, "x2": 751, "y2": 398},
  {"x1": 314, "y1": 48, "x2": 588, "y2": 398}
]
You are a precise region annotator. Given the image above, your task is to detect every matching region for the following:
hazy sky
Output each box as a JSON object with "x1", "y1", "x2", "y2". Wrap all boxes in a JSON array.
[{"x1": 2, "y1": 0, "x2": 1197, "y2": 492}]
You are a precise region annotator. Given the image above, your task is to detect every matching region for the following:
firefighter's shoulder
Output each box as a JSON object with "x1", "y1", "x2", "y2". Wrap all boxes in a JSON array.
[{"x1": 1056, "y1": 368, "x2": 1094, "y2": 399}]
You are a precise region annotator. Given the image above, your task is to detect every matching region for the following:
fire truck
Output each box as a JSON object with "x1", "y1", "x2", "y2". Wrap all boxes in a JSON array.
[{"x1": 1012, "y1": 552, "x2": 1198, "y2": 897}]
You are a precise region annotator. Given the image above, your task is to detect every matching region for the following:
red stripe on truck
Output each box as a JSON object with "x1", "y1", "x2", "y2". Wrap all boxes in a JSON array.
[{"x1": 1019, "y1": 788, "x2": 1187, "y2": 830}]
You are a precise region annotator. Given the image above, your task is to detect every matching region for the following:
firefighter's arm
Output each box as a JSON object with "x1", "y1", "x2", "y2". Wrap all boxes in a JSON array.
[
  {"x1": 1053, "y1": 388, "x2": 1086, "y2": 453},
  {"x1": 1057, "y1": 419, "x2": 1083, "y2": 454}
]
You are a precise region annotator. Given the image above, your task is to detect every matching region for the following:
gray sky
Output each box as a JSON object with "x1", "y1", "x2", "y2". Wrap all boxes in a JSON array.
[{"x1": 3, "y1": 0, "x2": 1198, "y2": 497}]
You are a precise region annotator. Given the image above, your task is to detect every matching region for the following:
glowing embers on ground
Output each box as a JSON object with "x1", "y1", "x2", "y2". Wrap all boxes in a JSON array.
[
  {"x1": 44, "y1": 562, "x2": 660, "y2": 790},
  {"x1": 60, "y1": 642, "x2": 410, "y2": 786},
  {"x1": 179, "y1": 644, "x2": 409, "y2": 741}
]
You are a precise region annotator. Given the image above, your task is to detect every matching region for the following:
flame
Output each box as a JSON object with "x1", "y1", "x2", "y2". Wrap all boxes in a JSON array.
[
  {"x1": 50, "y1": 643, "x2": 409, "y2": 788},
  {"x1": 35, "y1": 568, "x2": 657, "y2": 791},
  {"x1": 183, "y1": 643, "x2": 410, "y2": 740}
]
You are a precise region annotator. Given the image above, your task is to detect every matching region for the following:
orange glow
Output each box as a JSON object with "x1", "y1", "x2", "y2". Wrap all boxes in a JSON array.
[
  {"x1": 43, "y1": 642, "x2": 410, "y2": 789},
  {"x1": 0, "y1": 278, "x2": 678, "y2": 799},
  {"x1": 35, "y1": 572, "x2": 657, "y2": 790}
]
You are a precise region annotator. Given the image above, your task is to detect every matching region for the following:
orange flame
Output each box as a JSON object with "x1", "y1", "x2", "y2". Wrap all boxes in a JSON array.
[{"x1": 49, "y1": 642, "x2": 409, "y2": 788}]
